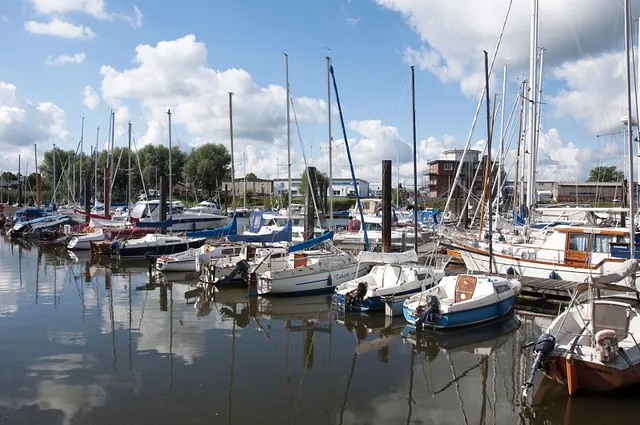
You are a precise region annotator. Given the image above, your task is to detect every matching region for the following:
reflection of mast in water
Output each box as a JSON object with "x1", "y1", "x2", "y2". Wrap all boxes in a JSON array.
[
  {"x1": 18, "y1": 243, "x2": 23, "y2": 289},
  {"x1": 53, "y1": 255, "x2": 58, "y2": 307},
  {"x1": 168, "y1": 284, "x2": 173, "y2": 392},
  {"x1": 338, "y1": 351, "x2": 357, "y2": 425},
  {"x1": 227, "y1": 315, "x2": 236, "y2": 425},
  {"x1": 303, "y1": 324, "x2": 314, "y2": 369},
  {"x1": 479, "y1": 356, "x2": 488, "y2": 425},
  {"x1": 128, "y1": 272, "x2": 133, "y2": 371},
  {"x1": 406, "y1": 350, "x2": 415, "y2": 425},
  {"x1": 446, "y1": 353, "x2": 470, "y2": 425},
  {"x1": 106, "y1": 268, "x2": 117, "y2": 372}
]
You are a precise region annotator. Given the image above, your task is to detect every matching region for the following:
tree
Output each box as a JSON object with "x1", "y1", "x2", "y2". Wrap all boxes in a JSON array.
[
  {"x1": 587, "y1": 166, "x2": 625, "y2": 183},
  {"x1": 184, "y1": 143, "x2": 231, "y2": 196},
  {"x1": 245, "y1": 172, "x2": 258, "y2": 181},
  {"x1": 299, "y1": 169, "x2": 329, "y2": 210}
]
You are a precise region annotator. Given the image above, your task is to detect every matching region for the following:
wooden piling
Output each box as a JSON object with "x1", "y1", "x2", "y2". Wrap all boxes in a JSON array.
[{"x1": 381, "y1": 160, "x2": 392, "y2": 253}]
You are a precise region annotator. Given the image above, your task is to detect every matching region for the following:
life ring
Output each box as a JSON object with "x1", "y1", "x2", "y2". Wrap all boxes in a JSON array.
[{"x1": 595, "y1": 329, "x2": 618, "y2": 346}]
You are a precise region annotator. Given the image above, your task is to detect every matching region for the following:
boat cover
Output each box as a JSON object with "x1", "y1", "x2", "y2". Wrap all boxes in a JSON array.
[
  {"x1": 246, "y1": 211, "x2": 264, "y2": 233},
  {"x1": 186, "y1": 216, "x2": 237, "y2": 238},
  {"x1": 134, "y1": 218, "x2": 173, "y2": 228},
  {"x1": 228, "y1": 220, "x2": 291, "y2": 243},
  {"x1": 356, "y1": 250, "x2": 418, "y2": 264},
  {"x1": 288, "y1": 231, "x2": 334, "y2": 253}
]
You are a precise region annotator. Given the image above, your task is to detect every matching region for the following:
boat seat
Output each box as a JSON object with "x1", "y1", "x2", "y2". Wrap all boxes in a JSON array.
[{"x1": 454, "y1": 275, "x2": 477, "y2": 303}]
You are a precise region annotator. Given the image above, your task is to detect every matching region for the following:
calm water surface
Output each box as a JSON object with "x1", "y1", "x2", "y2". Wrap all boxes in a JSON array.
[{"x1": 0, "y1": 235, "x2": 639, "y2": 425}]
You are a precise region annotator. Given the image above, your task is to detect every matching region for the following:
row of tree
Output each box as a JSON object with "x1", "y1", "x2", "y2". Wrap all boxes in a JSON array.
[{"x1": 8, "y1": 143, "x2": 232, "y2": 202}]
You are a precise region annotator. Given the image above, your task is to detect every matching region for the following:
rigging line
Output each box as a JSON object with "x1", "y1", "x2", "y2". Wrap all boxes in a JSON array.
[{"x1": 440, "y1": 0, "x2": 515, "y2": 223}]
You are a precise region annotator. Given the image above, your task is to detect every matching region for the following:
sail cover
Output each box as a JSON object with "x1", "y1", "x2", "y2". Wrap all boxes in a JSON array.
[
  {"x1": 135, "y1": 218, "x2": 173, "y2": 228},
  {"x1": 247, "y1": 211, "x2": 264, "y2": 233},
  {"x1": 228, "y1": 220, "x2": 292, "y2": 243},
  {"x1": 288, "y1": 231, "x2": 334, "y2": 253},
  {"x1": 186, "y1": 217, "x2": 237, "y2": 238}
]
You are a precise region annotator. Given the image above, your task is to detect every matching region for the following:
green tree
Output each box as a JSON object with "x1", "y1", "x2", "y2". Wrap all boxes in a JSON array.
[
  {"x1": 184, "y1": 143, "x2": 231, "y2": 196},
  {"x1": 245, "y1": 172, "x2": 258, "y2": 181},
  {"x1": 299, "y1": 169, "x2": 329, "y2": 210},
  {"x1": 587, "y1": 166, "x2": 625, "y2": 183}
]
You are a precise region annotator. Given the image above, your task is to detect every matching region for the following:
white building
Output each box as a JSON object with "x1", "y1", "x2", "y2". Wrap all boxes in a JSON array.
[{"x1": 273, "y1": 177, "x2": 369, "y2": 198}]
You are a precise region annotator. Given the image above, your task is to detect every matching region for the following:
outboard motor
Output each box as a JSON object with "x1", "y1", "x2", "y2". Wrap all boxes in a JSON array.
[
  {"x1": 345, "y1": 282, "x2": 368, "y2": 308},
  {"x1": 415, "y1": 295, "x2": 441, "y2": 327},
  {"x1": 522, "y1": 333, "x2": 556, "y2": 397}
]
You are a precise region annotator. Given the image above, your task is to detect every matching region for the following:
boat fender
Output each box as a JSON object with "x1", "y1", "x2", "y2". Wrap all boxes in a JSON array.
[
  {"x1": 327, "y1": 273, "x2": 332, "y2": 287},
  {"x1": 110, "y1": 240, "x2": 119, "y2": 249},
  {"x1": 549, "y1": 271, "x2": 560, "y2": 280},
  {"x1": 506, "y1": 267, "x2": 516, "y2": 276},
  {"x1": 522, "y1": 333, "x2": 556, "y2": 396},
  {"x1": 483, "y1": 232, "x2": 491, "y2": 240},
  {"x1": 595, "y1": 329, "x2": 619, "y2": 362}
]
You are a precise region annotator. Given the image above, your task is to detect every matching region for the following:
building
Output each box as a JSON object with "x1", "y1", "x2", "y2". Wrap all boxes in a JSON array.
[
  {"x1": 221, "y1": 179, "x2": 274, "y2": 196},
  {"x1": 553, "y1": 181, "x2": 627, "y2": 203},
  {"x1": 272, "y1": 177, "x2": 369, "y2": 198},
  {"x1": 425, "y1": 149, "x2": 500, "y2": 200}
]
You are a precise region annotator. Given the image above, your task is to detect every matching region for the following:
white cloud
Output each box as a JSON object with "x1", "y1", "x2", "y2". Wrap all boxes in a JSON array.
[
  {"x1": 347, "y1": 16, "x2": 361, "y2": 25},
  {"x1": 378, "y1": 0, "x2": 639, "y2": 135},
  {"x1": 98, "y1": 34, "x2": 327, "y2": 169},
  {"x1": 0, "y1": 82, "x2": 71, "y2": 171},
  {"x1": 24, "y1": 18, "x2": 95, "y2": 39},
  {"x1": 27, "y1": 0, "x2": 143, "y2": 28},
  {"x1": 45, "y1": 52, "x2": 86, "y2": 66},
  {"x1": 82, "y1": 85, "x2": 99, "y2": 110},
  {"x1": 0, "y1": 15, "x2": 9, "y2": 24}
]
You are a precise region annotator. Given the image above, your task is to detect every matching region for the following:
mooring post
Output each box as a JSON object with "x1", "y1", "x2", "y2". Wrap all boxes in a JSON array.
[
  {"x1": 304, "y1": 166, "x2": 317, "y2": 241},
  {"x1": 381, "y1": 160, "x2": 392, "y2": 253}
]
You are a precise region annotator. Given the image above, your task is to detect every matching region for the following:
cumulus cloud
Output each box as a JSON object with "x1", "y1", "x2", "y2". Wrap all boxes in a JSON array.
[
  {"x1": 82, "y1": 85, "x2": 99, "y2": 110},
  {"x1": 27, "y1": 0, "x2": 143, "y2": 29},
  {"x1": 24, "y1": 18, "x2": 95, "y2": 39},
  {"x1": 98, "y1": 34, "x2": 327, "y2": 165},
  {"x1": 45, "y1": 52, "x2": 86, "y2": 66},
  {"x1": 0, "y1": 82, "x2": 71, "y2": 171},
  {"x1": 378, "y1": 0, "x2": 638, "y2": 136}
]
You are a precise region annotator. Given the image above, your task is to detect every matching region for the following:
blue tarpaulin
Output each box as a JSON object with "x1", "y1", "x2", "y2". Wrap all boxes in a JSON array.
[
  {"x1": 185, "y1": 217, "x2": 237, "y2": 238},
  {"x1": 288, "y1": 231, "x2": 334, "y2": 253},
  {"x1": 247, "y1": 211, "x2": 264, "y2": 233},
  {"x1": 228, "y1": 220, "x2": 292, "y2": 243}
]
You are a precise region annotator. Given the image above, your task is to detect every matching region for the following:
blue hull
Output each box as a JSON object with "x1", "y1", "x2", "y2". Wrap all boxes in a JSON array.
[
  {"x1": 403, "y1": 295, "x2": 518, "y2": 329},
  {"x1": 333, "y1": 286, "x2": 422, "y2": 312}
]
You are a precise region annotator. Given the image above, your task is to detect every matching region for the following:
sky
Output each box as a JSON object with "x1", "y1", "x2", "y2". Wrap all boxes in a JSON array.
[{"x1": 0, "y1": 0, "x2": 638, "y2": 187}]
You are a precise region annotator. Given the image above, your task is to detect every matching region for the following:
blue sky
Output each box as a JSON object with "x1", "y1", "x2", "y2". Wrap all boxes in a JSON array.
[{"x1": 0, "y1": 0, "x2": 635, "y2": 183}]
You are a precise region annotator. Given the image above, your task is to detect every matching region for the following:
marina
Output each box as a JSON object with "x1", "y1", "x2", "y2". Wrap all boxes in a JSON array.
[{"x1": 1, "y1": 235, "x2": 639, "y2": 425}]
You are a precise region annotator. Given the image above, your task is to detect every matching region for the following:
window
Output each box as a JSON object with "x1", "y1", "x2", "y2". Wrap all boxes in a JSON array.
[
  {"x1": 221, "y1": 248, "x2": 235, "y2": 255},
  {"x1": 592, "y1": 234, "x2": 616, "y2": 254},
  {"x1": 568, "y1": 233, "x2": 589, "y2": 252},
  {"x1": 444, "y1": 163, "x2": 453, "y2": 171},
  {"x1": 333, "y1": 190, "x2": 341, "y2": 196},
  {"x1": 495, "y1": 285, "x2": 510, "y2": 294}
]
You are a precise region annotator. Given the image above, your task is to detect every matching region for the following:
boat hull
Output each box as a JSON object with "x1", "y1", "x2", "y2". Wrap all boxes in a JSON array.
[
  {"x1": 333, "y1": 286, "x2": 423, "y2": 312},
  {"x1": 258, "y1": 264, "x2": 365, "y2": 296},
  {"x1": 156, "y1": 257, "x2": 196, "y2": 272},
  {"x1": 118, "y1": 239, "x2": 206, "y2": 259},
  {"x1": 403, "y1": 294, "x2": 518, "y2": 329}
]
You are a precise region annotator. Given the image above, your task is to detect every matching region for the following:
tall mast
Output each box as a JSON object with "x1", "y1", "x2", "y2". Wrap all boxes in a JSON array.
[
  {"x1": 52, "y1": 143, "x2": 56, "y2": 204},
  {"x1": 526, "y1": 0, "x2": 539, "y2": 222},
  {"x1": 34, "y1": 144, "x2": 40, "y2": 206},
  {"x1": 243, "y1": 149, "x2": 247, "y2": 209},
  {"x1": 94, "y1": 127, "x2": 99, "y2": 208},
  {"x1": 79, "y1": 116, "x2": 84, "y2": 204},
  {"x1": 497, "y1": 64, "x2": 507, "y2": 216},
  {"x1": 110, "y1": 110, "x2": 115, "y2": 184},
  {"x1": 411, "y1": 65, "x2": 418, "y2": 253},
  {"x1": 127, "y1": 121, "x2": 132, "y2": 218},
  {"x1": 483, "y1": 50, "x2": 494, "y2": 273},
  {"x1": 167, "y1": 109, "x2": 173, "y2": 223},
  {"x1": 624, "y1": 0, "x2": 635, "y2": 259},
  {"x1": 327, "y1": 55, "x2": 333, "y2": 230},
  {"x1": 535, "y1": 48, "x2": 545, "y2": 172},
  {"x1": 229, "y1": 92, "x2": 236, "y2": 213},
  {"x1": 285, "y1": 52, "x2": 292, "y2": 218}
]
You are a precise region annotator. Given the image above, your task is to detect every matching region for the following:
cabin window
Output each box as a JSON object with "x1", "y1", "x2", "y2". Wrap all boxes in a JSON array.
[
  {"x1": 495, "y1": 285, "x2": 510, "y2": 294},
  {"x1": 443, "y1": 163, "x2": 453, "y2": 171},
  {"x1": 271, "y1": 253, "x2": 283, "y2": 259},
  {"x1": 568, "y1": 233, "x2": 589, "y2": 252},
  {"x1": 221, "y1": 248, "x2": 234, "y2": 255},
  {"x1": 234, "y1": 248, "x2": 242, "y2": 255},
  {"x1": 592, "y1": 234, "x2": 616, "y2": 254},
  {"x1": 417, "y1": 272, "x2": 427, "y2": 280}
]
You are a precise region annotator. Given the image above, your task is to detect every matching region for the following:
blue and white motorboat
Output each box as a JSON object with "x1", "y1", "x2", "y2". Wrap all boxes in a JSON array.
[
  {"x1": 333, "y1": 250, "x2": 445, "y2": 312},
  {"x1": 402, "y1": 274, "x2": 521, "y2": 329}
]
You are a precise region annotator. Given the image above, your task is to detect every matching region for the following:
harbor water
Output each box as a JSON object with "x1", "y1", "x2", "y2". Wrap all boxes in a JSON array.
[{"x1": 1, "y1": 235, "x2": 639, "y2": 425}]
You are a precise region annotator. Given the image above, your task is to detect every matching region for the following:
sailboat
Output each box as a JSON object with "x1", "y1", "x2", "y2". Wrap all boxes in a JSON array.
[
  {"x1": 522, "y1": 0, "x2": 640, "y2": 396},
  {"x1": 403, "y1": 53, "x2": 522, "y2": 329}
]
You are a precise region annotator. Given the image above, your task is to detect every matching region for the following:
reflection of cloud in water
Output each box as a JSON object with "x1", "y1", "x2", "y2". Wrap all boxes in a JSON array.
[
  {"x1": 98, "y1": 281, "x2": 239, "y2": 364},
  {"x1": 47, "y1": 332, "x2": 87, "y2": 347},
  {"x1": 0, "y1": 353, "x2": 108, "y2": 425}
]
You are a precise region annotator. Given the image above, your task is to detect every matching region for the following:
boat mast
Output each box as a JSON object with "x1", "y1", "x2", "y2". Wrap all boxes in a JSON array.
[
  {"x1": 411, "y1": 65, "x2": 418, "y2": 253},
  {"x1": 327, "y1": 55, "x2": 333, "y2": 230},
  {"x1": 624, "y1": 0, "x2": 636, "y2": 259},
  {"x1": 483, "y1": 50, "x2": 494, "y2": 273},
  {"x1": 94, "y1": 127, "x2": 99, "y2": 210},
  {"x1": 497, "y1": 65, "x2": 507, "y2": 216},
  {"x1": 78, "y1": 116, "x2": 84, "y2": 204},
  {"x1": 127, "y1": 121, "x2": 132, "y2": 219},
  {"x1": 285, "y1": 52, "x2": 292, "y2": 218},
  {"x1": 229, "y1": 92, "x2": 236, "y2": 214},
  {"x1": 167, "y1": 109, "x2": 173, "y2": 228},
  {"x1": 52, "y1": 143, "x2": 56, "y2": 204},
  {"x1": 526, "y1": 0, "x2": 539, "y2": 224}
]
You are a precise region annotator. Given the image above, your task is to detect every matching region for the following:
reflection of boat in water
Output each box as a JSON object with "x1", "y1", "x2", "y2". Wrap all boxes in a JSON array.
[
  {"x1": 256, "y1": 295, "x2": 332, "y2": 321},
  {"x1": 401, "y1": 314, "x2": 521, "y2": 360}
]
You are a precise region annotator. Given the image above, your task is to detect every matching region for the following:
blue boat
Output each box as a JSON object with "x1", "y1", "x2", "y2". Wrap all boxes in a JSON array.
[{"x1": 402, "y1": 274, "x2": 521, "y2": 329}]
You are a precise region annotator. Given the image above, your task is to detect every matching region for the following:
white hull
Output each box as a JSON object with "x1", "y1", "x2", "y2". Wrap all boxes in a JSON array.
[
  {"x1": 459, "y1": 248, "x2": 636, "y2": 284},
  {"x1": 156, "y1": 257, "x2": 196, "y2": 272},
  {"x1": 68, "y1": 232, "x2": 107, "y2": 250}
]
